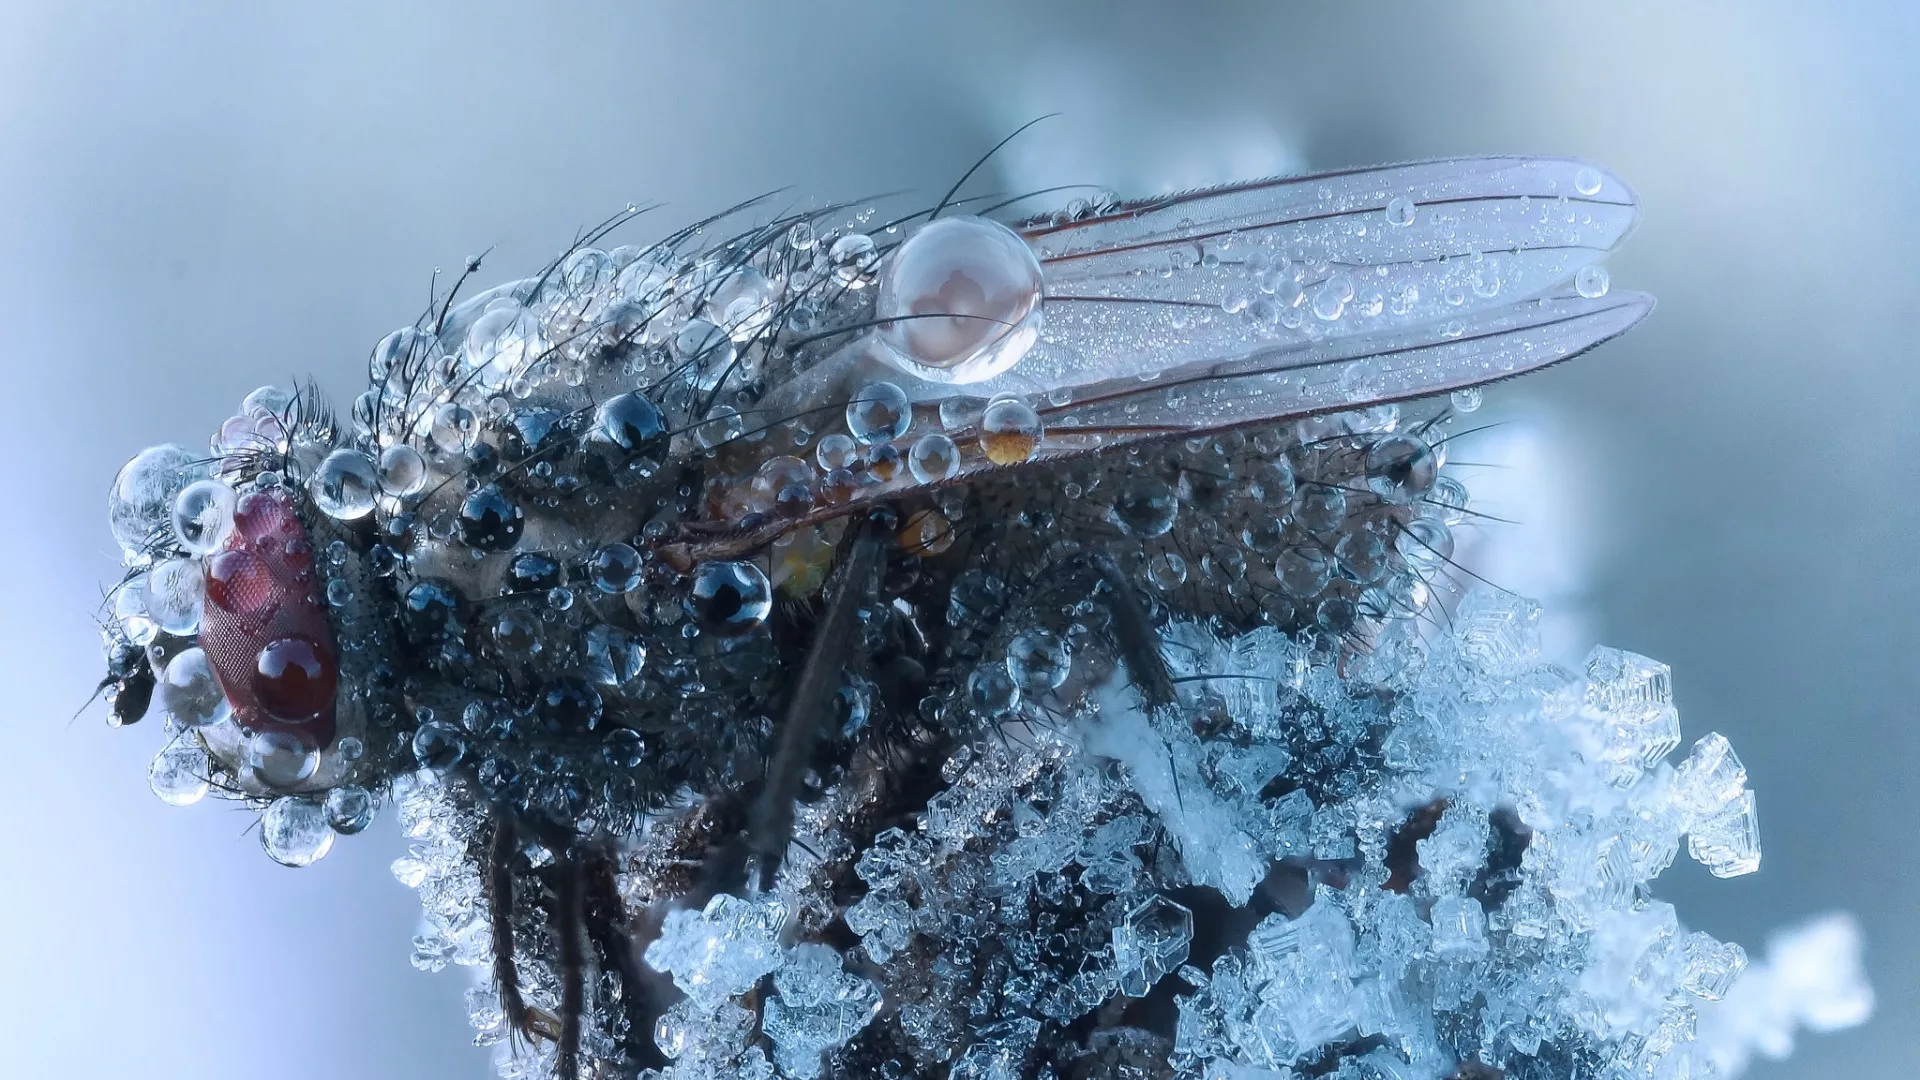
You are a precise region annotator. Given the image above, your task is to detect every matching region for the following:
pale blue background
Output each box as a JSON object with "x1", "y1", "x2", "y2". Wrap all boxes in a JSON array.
[{"x1": 0, "y1": 3, "x2": 1910, "y2": 1077}]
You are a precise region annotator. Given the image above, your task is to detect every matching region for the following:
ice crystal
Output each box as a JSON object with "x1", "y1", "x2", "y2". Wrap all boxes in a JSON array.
[
  {"x1": 374, "y1": 574, "x2": 1873, "y2": 1080},
  {"x1": 644, "y1": 894, "x2": 790, "y2": 1012}
]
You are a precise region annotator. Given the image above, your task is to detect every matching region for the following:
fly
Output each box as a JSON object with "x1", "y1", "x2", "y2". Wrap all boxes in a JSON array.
[{"x1": 95, "y1": 153, "x2": 1649, "y2": 1078}]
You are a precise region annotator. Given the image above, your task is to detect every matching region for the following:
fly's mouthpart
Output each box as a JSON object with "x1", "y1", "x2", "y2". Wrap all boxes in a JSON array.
[{"x1": 91, "y1": 156, "x2": 1869, "y2": 1080}]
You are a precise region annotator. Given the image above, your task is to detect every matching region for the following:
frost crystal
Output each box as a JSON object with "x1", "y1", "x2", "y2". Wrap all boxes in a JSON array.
[
  {"x1": 644, "y1": 893, "x2": 790, "y2": 1012},
  {"x1": 380, "y1": 579, "x2": 1871, "y2": 1080},
  {"x1": 1113, "y1": 895, "x2": 1195, "y2": 997},
  {"x1": 762, "y1": 944, "x2": 883, "y2": 1078}
]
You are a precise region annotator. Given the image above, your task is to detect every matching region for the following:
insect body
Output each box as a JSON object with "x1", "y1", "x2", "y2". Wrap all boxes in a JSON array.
[{"x1": 99, "y1": 155, "x2": 1648, "y2": 1078}]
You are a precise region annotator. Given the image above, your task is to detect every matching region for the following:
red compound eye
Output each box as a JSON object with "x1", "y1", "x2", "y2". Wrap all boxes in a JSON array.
[
  {"x1": 205, "y1": 549, "x2": 277, "y2": 616},
  {"x1": 199, "y1": 489, "x2": 340, "y2": 746}
]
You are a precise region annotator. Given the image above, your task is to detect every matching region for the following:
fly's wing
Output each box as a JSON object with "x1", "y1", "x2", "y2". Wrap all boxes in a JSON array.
[
  {"x1": 678, "y1": 157, "x2": 1651, "y2": 563},
  {"x1": 1034, "y1": 288, "x2": 1650, "y2": 443},
  {"x1": 995, "y1": 155, "x2": 1648, "y2": 440},
  {"x1": 995, "y1": 154, "x2": 1641, "y2": 398}
]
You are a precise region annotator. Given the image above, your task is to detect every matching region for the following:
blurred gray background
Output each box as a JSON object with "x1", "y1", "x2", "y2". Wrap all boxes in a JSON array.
[{"x1": 0, "y1": 2, "x2": 1910, "y2": 1077}]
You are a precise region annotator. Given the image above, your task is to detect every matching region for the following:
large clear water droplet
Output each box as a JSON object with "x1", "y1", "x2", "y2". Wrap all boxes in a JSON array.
[
  {"x1": 875, "y1": 216, "x2": 1042, "y2": 384},
  {"x1": 172, "y1": 479, "x2": 237, "y2": 555},
  {"x1": 110, "y1": 445, "x2": 208, "y2": 560},
  {"x1": 260, "y1": 796, "x2": 334, "y2": 867},
  {"x1": 146, "y1": 557, "x2": 206, "y2": 635},
  {"x1": 160, "y1": 647, "x2": 230, "y2": 728},
  {"x1": 149, "y1": 741, "x2": 211, "y2": 806},
  {"x1": 310, "y1": 449, "x2": 379, "y2": 520}
]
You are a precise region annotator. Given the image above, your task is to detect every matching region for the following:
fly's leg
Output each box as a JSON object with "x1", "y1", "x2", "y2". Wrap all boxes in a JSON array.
[
  {"x1": 581, "y1": 849, "x2": 669, "y2": 1071},
  {"x1": 746, "y1": 512, "x2": 889, "y2": 890},
  {"x1": 549, "y1": 855, "x2": 585, "y2": 1080},
  {"x1": 484, "y1": 810, "x2": 539, "y2": 1045},
  {"x1": 1085, "y1": 551, "x2": 1177, "y2": 709}
]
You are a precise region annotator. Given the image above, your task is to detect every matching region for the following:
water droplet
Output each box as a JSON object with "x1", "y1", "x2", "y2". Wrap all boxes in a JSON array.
[
  {"x1": 876, "y1": 216, "x2": 1043, "y2": 384},
  {"x1": 429, "y1": 403, "x2": 477, "y2": 455},
  {"x1": 694, "y1": 407, "x2": 745, "y2": 449},
  {"x1": 1109, "y1": 477, "x2": 1179, "y2": 537},
  {"x1": 149, "y1": 741, "x2": 211, "y2": 806},
  {"x1": 597, "y1": 392, "x2": 668, "y2": 460},
  {"x1": 676, "y1": 317, "x2": 738, "y2": 389},
  {"x1": 1427, "y1": 476, "x2": 1471, "y2": 526},
  {"x1": 378, "y1": 444, "x2": 427, "y2": 497},
  {"x1": 491, "y1": 608, "x2": 539, "y2": 652},
  {"x1": 325, "y1": 785, "x2": 376, "y2": 834},
  {"x1": 247, "y1": 729, "x2": 320, "y2": 788},
  {"x1": 908, "y1": 433, "x2": 960, "y2": 483},
  {"x1": 591, "y1": 542, "x2": 643, "y2": 594},
  {"x1": 1148, "y1": 552, "x2": 1189, "y2": 590},
  {"x1": 1006, "y1": 628, "x2": 1071, "y2": 693},
  {"x1": 171, "y1": 479, "x2": 236, "y2": 555},
  {"x1": 687, "y1": 560, "x2": 772, "y2": 634},
  {"x1": 309, "y1": 449, "x2": 379, "y2": 520},
  {"x1": 965, "y1": 663, "x2": 1021, "y2": 719},
  {"x1": 146, "y1": 557, "x2": 205, "y2": 635},
  {"x1": 1396, "y1": 517, "x2": 1455, "y2": 570},
  {"x1": 828, "y1": 233, "x2": 880, "y2": 288},
  {"x1": 1574, "y1": 166, "x2": 1605, "y2": 197},
  {"x1": 160, "y1": 647, "x2": 230, "y2": 728},
  {"x1": 1249, "y1": 460, "x2": 1295, "y2": 507},
  {"x1": 539, "y1": 678, "x2": 604, "y2": 731},
  {"x1": 898, "y1": 509, "x2": 955, "y2": 556},
  {"x1": 1366, "y1": 436, "x2": 1438, "y2": 503},
  {"x1": 1575, "y1": 264, "x2": 1611, "y2": 299},
  {"x1": 413, "y1": 720, "x2": 466, "y2": 772},
  {"x1": 706, "y1": 268, "x2": 781, "y2": 342},
  {"x1": 979, "y1": 399, "x2": 1044, "y2": 465},
  {"x1": 1450, "y1": 387, "x2": 1483, "y2": 413},
  {"x1": 260, "y1": 796, "x2": 334, "y2": 867},
  {"x1": 1311, "y1": 281, "x2": 1348, "y2": 321},
  {"x1": 457, "y1": 485, "x2": 524, "y2": 551},
  {"x1": 602, "y1": 727, "x2": 645, "y2": 769},
  {"x1": 110, "y1": 444, "x2": 208, "y2": 560},
  {"x1": 1293, "y1": 484, "x2": 1347, "y2": 533},
  {"x1": 1335, "y1": 528, "x2": 1391, "y2": 584},
  {"x1": 253, "y1": 635, "x2": 338, "y2": 723},
  {"x1": 464, "y1": 303, "x2": 546, "y2": 393},
  {"x1": 370, "y1": 327, "x2": 440, "y2": 383},
  {"x1": 846, "y1": 382, "x2": 912, "y2": 445},
  {"x1": 1386, "y1": 196, "x2": 1416, "y2": 227},
  {"x1": 816, "y1": 433, "x2": 858, "y2": 471},
  {"x1": 584, "y1": 624, "x2": 646, "y2": 686},
  {"x1": 1277, "y1": 547, "x2": 1333, "y2": 597},
  {"x1": 1316, "y1": 593, "x2": 1358, "y2": 634}
]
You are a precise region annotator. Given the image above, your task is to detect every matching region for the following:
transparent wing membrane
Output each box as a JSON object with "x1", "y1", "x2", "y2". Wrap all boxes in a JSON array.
[
  {"x1": 991, "y1": 155, "x2": 1639, "y2": 398},
  {"x1": 1038, "y1": 289, "x2": 1654, "y2": 441}
]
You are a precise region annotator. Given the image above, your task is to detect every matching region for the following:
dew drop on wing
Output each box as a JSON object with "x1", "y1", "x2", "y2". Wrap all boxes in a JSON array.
[{"x1": 875, "y1": 215, "x2": 1043, "y2": 384}]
